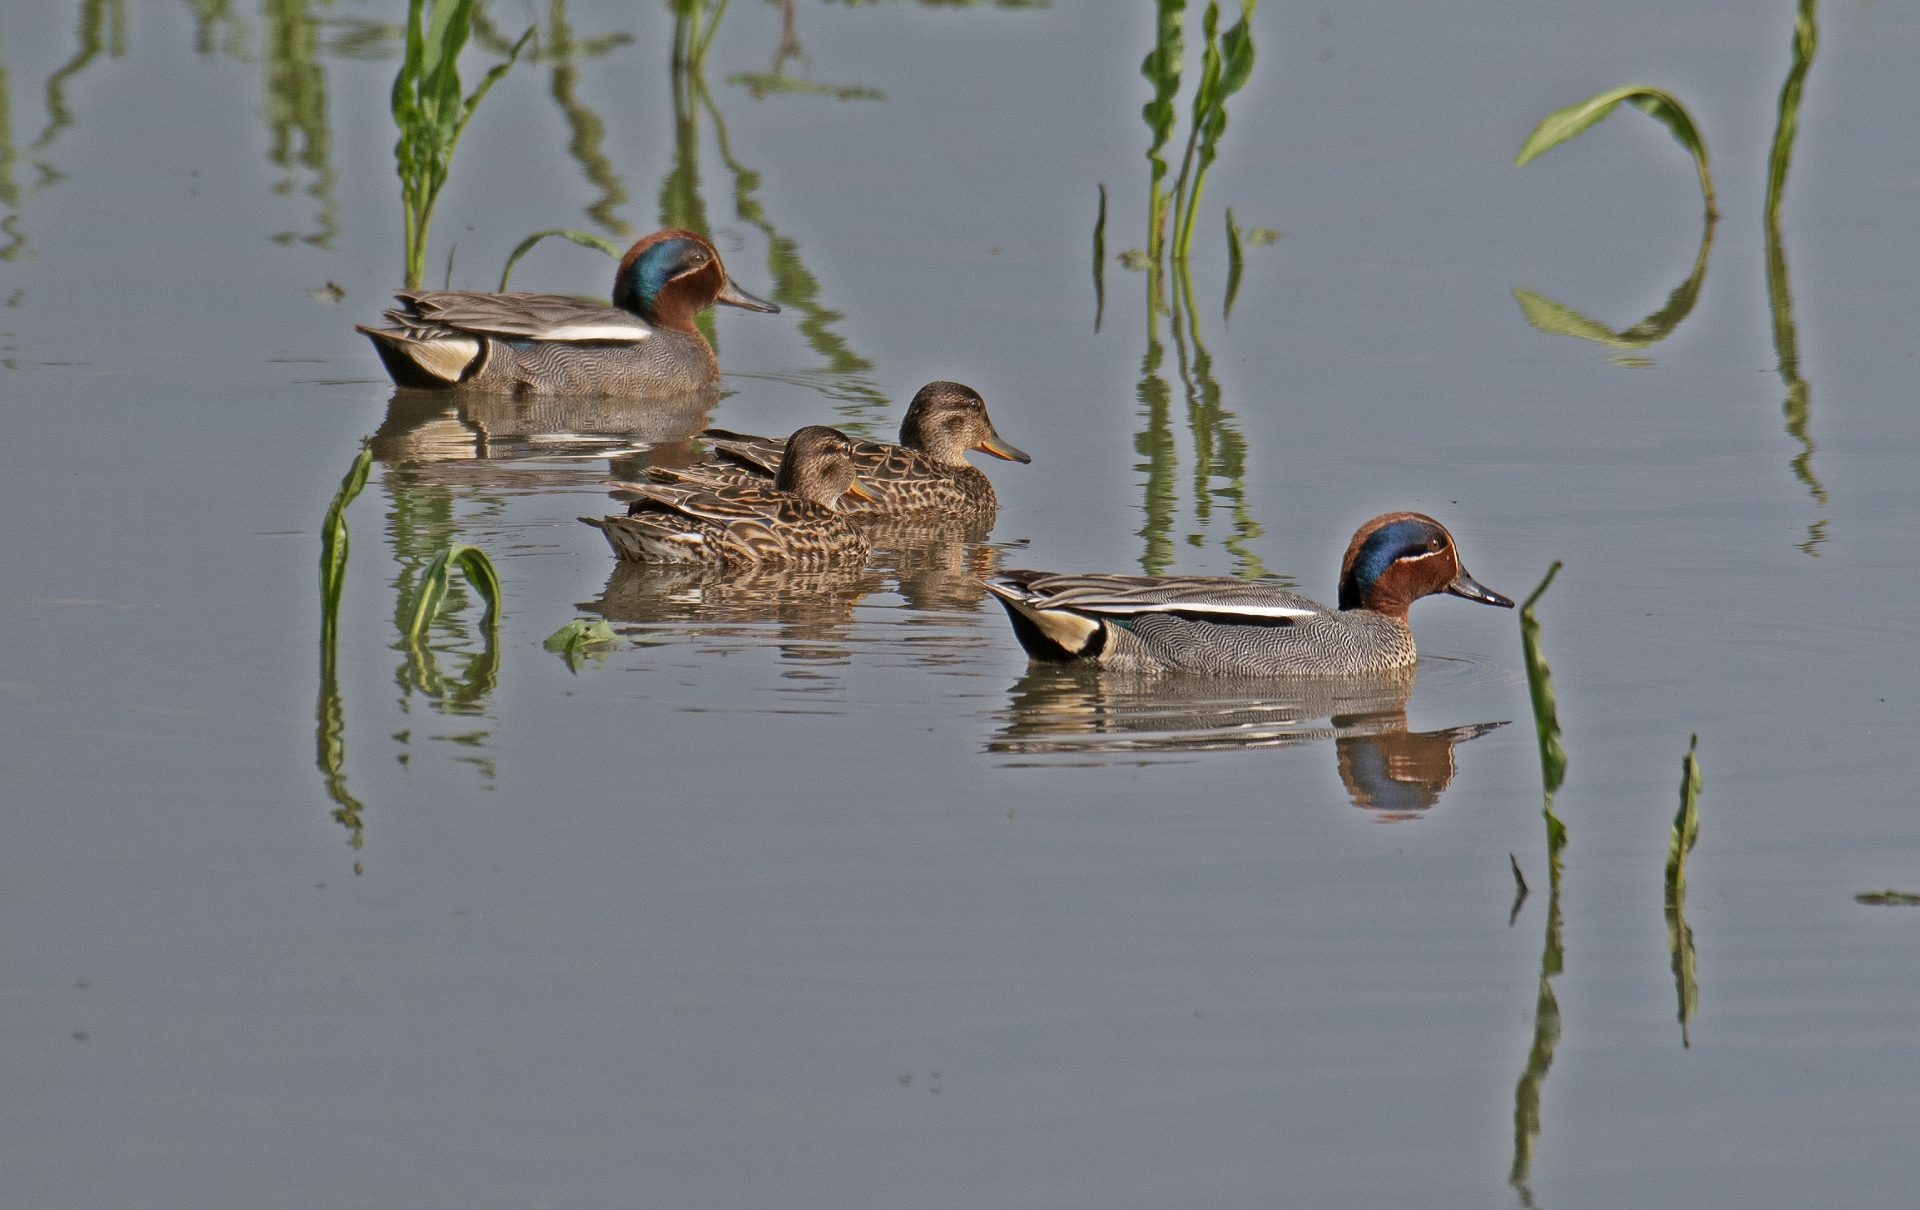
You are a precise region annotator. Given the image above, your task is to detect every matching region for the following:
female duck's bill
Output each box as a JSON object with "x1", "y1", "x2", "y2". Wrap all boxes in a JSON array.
[
  {"x1": 982, "y1": 512, "x2": 1513, "y2": 676},
  {"x1": 355, "y1": 228, "x2": 778, "y2": 394}
]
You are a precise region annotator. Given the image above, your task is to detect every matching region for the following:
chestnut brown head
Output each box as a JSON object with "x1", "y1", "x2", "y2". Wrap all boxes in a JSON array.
[{"x1": 1336, "y1": 512, "x2": 1513, "y2": 619}]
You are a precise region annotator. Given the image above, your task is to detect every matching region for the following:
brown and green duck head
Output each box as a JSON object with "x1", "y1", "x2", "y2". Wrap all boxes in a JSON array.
[
  {"x1": 612, "y1": 229, "x2": 780, "y2": 333},
  {"x1": 1336, "y1": 512, "x2": 1513, "y2": 621},
  {"x1": 896, "y1": 380, "x2": 1032, "y2": 469}
]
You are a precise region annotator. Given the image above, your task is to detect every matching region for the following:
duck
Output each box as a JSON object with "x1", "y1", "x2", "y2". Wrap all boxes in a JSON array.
[
  {"x1": 687, "y1": 381, "x2": 1031, "y2": 515},
  {"x1": 357, "y1": 228, "x2": 779, "y2": 395},
  {"x1": 981, "y1": 512, "x2": 1513, "y2": 675},
  {"x1": 581, "y1": 425, "x2": 875, "y2": 567}
]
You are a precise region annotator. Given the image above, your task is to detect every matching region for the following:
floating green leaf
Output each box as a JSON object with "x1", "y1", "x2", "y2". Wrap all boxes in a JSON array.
[
  {"x1": 543, "y1": 618, "x2": 616, "y2": 652},
  {"x1": 392, "y1": 0, "x2": 533, "y2": 287},
  {"x1": 1516, "y1": 84, "x2": 1717, "y2": 220},
  {"x1": 498, "y1": 227, "x2": 624, "y2": 291},
  {"x1": 403, "y1": 542, "x2": 501, "y2": 641},
  {"x1": 1854, "y1": 889, "x2": 1920, "y2": 906},
  {"x1": 1514, "y1": 213, "x2": 1713, "y2": 351}
]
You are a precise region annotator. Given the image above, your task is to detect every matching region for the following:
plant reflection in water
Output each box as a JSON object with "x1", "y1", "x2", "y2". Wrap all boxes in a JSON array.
[
  {"x1": 1510, "y1": 563, "x2": 1567, "y2": 1204},
  {"x1": 1765, "y1": 0, "x2": 1825, "y2": 555}
]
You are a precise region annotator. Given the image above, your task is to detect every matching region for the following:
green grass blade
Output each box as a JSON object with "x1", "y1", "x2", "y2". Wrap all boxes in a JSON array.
[
  {"x1": 449, "y1": 544, "x2": 501, "y2": 632},
  {"x1": 1518, "y1": 562, "x2": 1568, "y2": 874},
  {"x1": 1516, "y1": 84, "x2": 1716, "y2": 219},
  {"x1": 1092, "y1": 184, "x2": 1107, "y2": 332},
  {"x1": 319, "y1": 439, "x2": 373, "y2": 614},
  {"x1": 403, "y1": 547, "x2": 454, "y2": 641},
  {"x1": 499, "y1": 227, "x2": 624, "y2": 291},
  {"x1": 403, "y1": 542, "x2": 501, "y2": 642},
  {"x1": 1223, "y1": 207, "x2": 1243, "y2": 319},
  {"x1": 1665, "y1": 734, "x2": 1704, "y2": 898},
  {"x1": 1765, "y1": 0, "x2": 1818, "y2": 225},
  {"x1": 1175, "y1": 0, "x2": 1254, "y2": 259}
]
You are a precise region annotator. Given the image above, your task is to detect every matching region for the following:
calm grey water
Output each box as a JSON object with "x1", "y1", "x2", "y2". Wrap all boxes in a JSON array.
[{"x1": 4, "y1": 1, "x2": 1919, "y2": 1206}]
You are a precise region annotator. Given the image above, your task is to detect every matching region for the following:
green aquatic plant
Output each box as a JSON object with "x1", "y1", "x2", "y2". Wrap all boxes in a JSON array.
[
  {"x1": 1765, "y1": 0, "x2": 1826, "y2": 555},
  {"x1": 390, "y1": 0, "x2": 532, "y2": 288},
  {"x1": 32, "y1": 0, "x2": 123, "y2": 153},
  {"x1": 544, "y1": 617, "x2": 618, "y2": 671},
  {"x1": 403, "y1": 543, "x2": 501, "y2": 641},
  {"x1": 1168, "y1": 0, "x2": 1256, "y2": 261},
  {"x1": 1140, "y1": 0, "x2": 1184, "y2": 267},
  {"x1": 1516, "y1": 84, "x2": 1717, "y2": 220},
  {"x1": 1140, "y1": 0, "x2": 1257, "y2": 266},
  {"x1": 1518, "y1": 561, "x2": 1568, "y2": 881},
  {"x1": 317, "y1": 440, "x2": 374, "y2": 859},
  {"x1": 497, "y1": 227, "x2": 623, "y2": 291},
  {"x1": 1665, "y1": 734, "x2": 1703, "y2": 1047},
  {"x1": 1092, "y1": 184, "x2": 1107, "y2": 331},
  {"x1": 319, "y1": 440, "x2": 374, "y2": 646},
  {"x1": 1510, "y1": 561, "x2": 1569, "y2": 1201}
]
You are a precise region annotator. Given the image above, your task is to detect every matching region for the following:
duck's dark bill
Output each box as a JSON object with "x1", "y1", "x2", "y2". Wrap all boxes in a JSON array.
[
  {"x1": 1444, "y1": 571, "x2": 1514, "y2": 608},
  {"x1": 715, "y1": 279, "x2": 781, "y2": 313},
  {"x1": 977, "y1": 431, "x2": 1033, "y2": 464}
]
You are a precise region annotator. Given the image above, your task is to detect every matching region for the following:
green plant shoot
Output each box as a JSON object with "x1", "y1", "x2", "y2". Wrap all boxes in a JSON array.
[
  {"x1": 1516, "y1": 85, "x2": 1717, "y2": 220},
  {"x1": 1141, "y1": 0, "x2": 1186, "y2": 263},
  {"x1": 403, "y1": 543, "x2": 502, "y2": 641},
  {"x1": 1170, "y1": 0, "x2": 1256, "y2": 260},
  {"x1": 498, "y1": 227, "x2": 624, "y2": 291},
  {"x1": 392, "y1": 0, "x2": 534, "y2": 288},
  {"x1": 1666, "y1": 734, "x2": 1704, "y2": 900},
  {"x1": 1519, "y1": 562, "x2": 1567, "y2": 873},
  {"x1": 319, "y1": 439, "x2": 373, "y2": 625}
]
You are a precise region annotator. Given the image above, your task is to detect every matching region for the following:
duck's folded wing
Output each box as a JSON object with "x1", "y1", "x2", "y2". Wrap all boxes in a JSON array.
[
  {"x1": 701, "y1": 429, "x2": 786, "y2": 477},
  {"x1": 850, "y1": 440, "x2": 941, "y2": 484},
  {"x1": 391, "y1": 290, "x2": 654, "y2": 342},
  {"x1": 993, "y1": 571, "x2": 1324, "y2": 621},
  {"x1": 612, "y1": 480, "x2": 827, "y2": 527}
]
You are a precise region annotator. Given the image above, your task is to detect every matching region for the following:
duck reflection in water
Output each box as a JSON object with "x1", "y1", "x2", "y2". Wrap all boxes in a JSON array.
[
  {"x1": 992, "y1": 665, "x2": 1505, "y2": 819},
  {"x1": 371, "y1": 384, "x2": 718, "y2": 474},
  {"x1": 584, "y1": 561, "x2": 884, "y2": 664}
]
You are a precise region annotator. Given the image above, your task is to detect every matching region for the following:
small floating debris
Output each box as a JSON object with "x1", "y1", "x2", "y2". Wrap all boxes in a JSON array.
[
  {"x1": 311, "y1": 281, "x2": 347, "y2": 306},
  {"x1": 1853, "y1": 889, "x2": 1920, "y2": 906}
]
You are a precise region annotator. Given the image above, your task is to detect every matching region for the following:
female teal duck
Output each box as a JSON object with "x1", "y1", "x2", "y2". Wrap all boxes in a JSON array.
[
  {"x1": 982, "y1": 512, "x2": 1513, "y2": 675},
  {"x1": 357, "y1": 229, "x2": 778, "y2": 395},
  {"x1": 692, "y1": 381, "x2": 1031, "y2": 515},
  {"x1": 581, "y1": 425, "x2": 875, "y2": 567}
]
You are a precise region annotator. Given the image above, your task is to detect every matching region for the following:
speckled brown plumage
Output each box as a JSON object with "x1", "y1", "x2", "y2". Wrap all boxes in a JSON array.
[
  {"x1": 581, "y1": 425, "x2": 871, "y2": 568},
  {"x1": 690, "y1": 381, "x2": 1031, "y2": 516}
]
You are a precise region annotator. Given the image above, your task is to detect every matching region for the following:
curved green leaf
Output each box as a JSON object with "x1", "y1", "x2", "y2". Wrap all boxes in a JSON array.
[
  {"x1": 1516, "y1": 84, "x2": 1716, "y2": 218},
  {"x1": 403, "y1": 542, "x2": 500, "y2": 641},
  {"x1": 498, "y1": 227, "x2": 624, "y2": 291},
  {"x1": 319, "y1": 439, "x2": 374, "y2": 614}
]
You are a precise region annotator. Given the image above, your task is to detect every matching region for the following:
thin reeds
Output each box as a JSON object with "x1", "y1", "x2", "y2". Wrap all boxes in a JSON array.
[{"x1": 1665, "y1": 735, "x2": 1704, "y2": 1047}]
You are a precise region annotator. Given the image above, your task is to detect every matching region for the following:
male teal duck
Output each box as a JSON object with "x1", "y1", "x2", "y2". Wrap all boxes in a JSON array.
[
  {"x1": 691, "y1": 381, "x2": 1031, "y2": 515},
  {"x1": 581, "y1": 425, "x2": 874, "y2": 567},
  {"x1": 357, "y1": 229, "x2": 778, "y2": 395},
  {"x1": 982, "y1": 512, "x2": 1513, "y2": 675}
]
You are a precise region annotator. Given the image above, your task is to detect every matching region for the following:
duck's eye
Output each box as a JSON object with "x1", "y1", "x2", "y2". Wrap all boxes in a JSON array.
[{"x1": 1426, "y1": 538, "x2": 1443, "y2": 552}]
